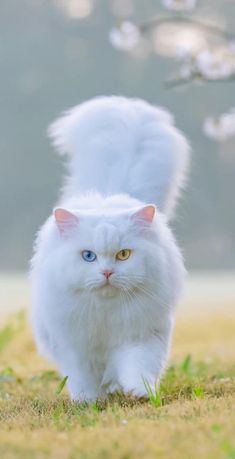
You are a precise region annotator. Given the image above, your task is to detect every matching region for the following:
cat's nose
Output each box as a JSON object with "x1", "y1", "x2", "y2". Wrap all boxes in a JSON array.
[{"x1": 103, "y1": 271, "x2": 113, "y2": 279}]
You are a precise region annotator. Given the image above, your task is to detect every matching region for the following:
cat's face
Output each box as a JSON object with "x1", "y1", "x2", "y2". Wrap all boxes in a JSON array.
[{"x1": 52, "y1": 206, "x2": 156, "y2": 298}]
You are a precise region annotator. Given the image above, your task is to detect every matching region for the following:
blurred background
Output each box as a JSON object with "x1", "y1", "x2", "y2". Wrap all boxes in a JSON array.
[{"x1": 0, "y1": 0, "x2": 234, "y2": 279}]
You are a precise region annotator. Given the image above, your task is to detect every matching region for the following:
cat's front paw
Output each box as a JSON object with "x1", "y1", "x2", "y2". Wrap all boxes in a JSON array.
[
  {"x1": 68, "y1": 382, "x2": 99, "y2": 402},
  {"x1": 71, "y1": 390, "x2": 97, "y2": 403},
  {"x1": 70, "y1": 385, "x2": 108, "y2": 402},
  {"x1": 119, "y1": 375, "x2": 159, "y2": 398},
  {"x1": 121, "y1": 382, "x2": 148, "y2": 398}
]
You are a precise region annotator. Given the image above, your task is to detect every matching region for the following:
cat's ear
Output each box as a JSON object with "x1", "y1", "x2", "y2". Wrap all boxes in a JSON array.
[
  {"x1": 131, "y1": 205, "x2": 156, "y2": 224},
  {"x1": 54, "y1": 208, "x2": 79, "y2": 235}
]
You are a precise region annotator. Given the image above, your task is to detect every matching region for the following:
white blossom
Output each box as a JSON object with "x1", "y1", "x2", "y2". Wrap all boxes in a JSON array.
[
  {"x1": 54, "y1": 0, "x2": 93, "y2": 19},
  {"x1": 196, "y1": 47, "x2": 235, "y2": 80},
  {"x1": 177, "y1": 45, "x2": 235, "y2": 81},
  {"x1": 179, "y1": 63, "x2": 194, "y2": 79},
  {"x1": 203, "y1": 109, "x2": 235, "y2": 141},
  {"x1": 161, "y1": 0, "x2": 197, "y2": 11},
  {"x1": 229, "y1": 41, "x2": 235, "y2": 52},
  {"x1": 153, "y1": 24, "x2": 206, "y2": 58},
  {"x1": 109, "y1": 22, "x2": 140, "y2": 51},
  {"x1": 175, "y1": 43, "x2": 196, "y2": 61}
]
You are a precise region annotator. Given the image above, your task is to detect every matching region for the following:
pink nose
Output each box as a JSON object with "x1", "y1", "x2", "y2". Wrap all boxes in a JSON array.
[{"x1": 103, "y1": 271, "x2": 113, "y2": 279}]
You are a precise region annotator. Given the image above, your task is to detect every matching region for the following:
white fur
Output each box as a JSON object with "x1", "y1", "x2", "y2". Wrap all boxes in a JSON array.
[
  {"x1": 49, "y1": 96, "x2": 189, "y2": 219},
  {"x1": 31, "y1": 97, "x2": 189, "y2": 401}
]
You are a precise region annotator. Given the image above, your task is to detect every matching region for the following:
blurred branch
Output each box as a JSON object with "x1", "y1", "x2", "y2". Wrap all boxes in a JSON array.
[
  {"x1": 138, "y1": 16, "x2": 235, "y2": 89},
  {"x1": 110, "y1": 9, "x2": 235, "y2": 139},
  {"x1": 165, "y1": 73, "x2": 235, "y2": 88},
  {"x1": 139, "y1": 15, "x2": 235, "y2": 40},
  {"x1": 110, "y1": 14, "x2": 235, "y2": 90}
]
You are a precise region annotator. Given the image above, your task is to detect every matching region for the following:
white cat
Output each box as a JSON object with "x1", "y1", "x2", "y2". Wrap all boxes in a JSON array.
[{"x1": 30, "y1": 97, "x2": 189, "y2": 401}]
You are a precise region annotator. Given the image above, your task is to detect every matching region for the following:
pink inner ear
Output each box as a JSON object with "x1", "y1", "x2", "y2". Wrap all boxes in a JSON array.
[
  {"x1": 132, "y1": 205, "x2": 156, "y2": 223},
  {"x1": 54, "y1": 208, "x2": 78, "y2": 234}
]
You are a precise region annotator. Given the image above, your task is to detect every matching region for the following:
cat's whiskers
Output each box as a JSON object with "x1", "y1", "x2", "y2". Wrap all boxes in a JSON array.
[
  {"x1": 119, "y1": 288, "x2": 131, "y2": 323},
  {"x1": 74, "y1": 275, "x2": 169, "y2": 316},
  {"x1": 129, "y1": 276, "x2": 174, "y2": 303},
  {"x1": 114, "y1": 274, "x2": 170, "y2": 311}
]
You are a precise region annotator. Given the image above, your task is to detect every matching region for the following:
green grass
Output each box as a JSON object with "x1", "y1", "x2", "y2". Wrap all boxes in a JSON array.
[
  {"x1": 0, "y1": 310, "x2": 234, "y2": 458},
  {"x1": 0, "y1": 311, "x2": 24, "y2": 352}
]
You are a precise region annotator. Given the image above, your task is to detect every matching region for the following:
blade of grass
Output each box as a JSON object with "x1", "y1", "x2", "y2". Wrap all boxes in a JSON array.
[
  {"x1": 0, "y1": 324, "x2": 15, "y2": 352},
  {"x1": 181, "y1": 354, "x2": 192, "y2": 373},
  {"x1": 55, "y1": 376, "x2": 68, "y2": 395},
  {"x1": 192, "y1": 386, "x2": 204, "y2": 399},
  {"x1": 143, "y1": 378, "x2": 162, "y2": 407}
]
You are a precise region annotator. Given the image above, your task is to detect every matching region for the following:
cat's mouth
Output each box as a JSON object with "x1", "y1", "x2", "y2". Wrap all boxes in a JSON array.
[
  {"x1": 85, "y1": 277, "x2": 128, "y2": 297},
  {"x1": 98, "y1": 282, "x2": 119, "y2": 297},
  {"x1": 93, "y1": 277, "x2": 123, "y2": 297}
]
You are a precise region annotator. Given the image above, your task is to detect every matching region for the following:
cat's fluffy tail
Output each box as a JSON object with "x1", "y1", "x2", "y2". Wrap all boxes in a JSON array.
[{"x1": 49, "y1": 96, "x2": 190, "y2": 219}]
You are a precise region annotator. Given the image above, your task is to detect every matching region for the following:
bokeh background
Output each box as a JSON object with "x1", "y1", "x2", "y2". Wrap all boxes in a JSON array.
[{"x1": 0, "y1": 0, "x2": 235, "y2": 272}]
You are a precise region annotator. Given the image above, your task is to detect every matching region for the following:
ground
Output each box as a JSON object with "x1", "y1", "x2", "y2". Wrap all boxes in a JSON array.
[{"x1": 0, "y1": 303, "x2": 235, "y2": 459}]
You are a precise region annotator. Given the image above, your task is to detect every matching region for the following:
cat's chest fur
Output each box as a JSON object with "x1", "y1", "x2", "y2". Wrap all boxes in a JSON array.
[{"x1": 62, "y1": 289, "x2": 158, "y2": 352}]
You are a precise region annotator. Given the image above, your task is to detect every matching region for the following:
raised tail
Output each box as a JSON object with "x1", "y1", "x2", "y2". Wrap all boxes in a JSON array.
[{"x1": 49, "y1": 96, "x2": 190, "y2": 219}]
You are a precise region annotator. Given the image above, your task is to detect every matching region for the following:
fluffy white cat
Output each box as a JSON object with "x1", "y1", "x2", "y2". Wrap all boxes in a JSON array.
[{"x1": 30, "y1": 96, "x2": 189, "y2": 401}]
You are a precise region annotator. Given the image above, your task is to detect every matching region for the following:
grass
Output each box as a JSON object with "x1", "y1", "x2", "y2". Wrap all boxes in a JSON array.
[{"x1": 0, "y1": 308, "x2": 235, "y2": 459}]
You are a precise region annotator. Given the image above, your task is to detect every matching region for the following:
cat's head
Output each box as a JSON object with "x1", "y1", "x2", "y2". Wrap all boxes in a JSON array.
[{"x1": 51, "y1": 203, "x2": 158, "y2": 298}]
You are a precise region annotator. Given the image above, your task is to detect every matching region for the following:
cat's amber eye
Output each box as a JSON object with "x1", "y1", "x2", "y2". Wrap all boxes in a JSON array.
[{"x1": 116, "y1": 249, "x2": 132, "y2": 261}]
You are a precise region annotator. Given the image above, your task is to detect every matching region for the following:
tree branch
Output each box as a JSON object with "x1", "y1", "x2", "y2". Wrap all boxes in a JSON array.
[
  {"x1": 139, "y1": 15, "x2": 235, "y2": 41},
  {"x1": 165, "y1": 73, "x2": 235, "y2": 89}
]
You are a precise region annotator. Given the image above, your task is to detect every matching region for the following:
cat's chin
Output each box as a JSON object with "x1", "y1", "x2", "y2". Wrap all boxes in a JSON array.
[{"x1": 97, "y1": 284, "x2": 119, "y2": 298}]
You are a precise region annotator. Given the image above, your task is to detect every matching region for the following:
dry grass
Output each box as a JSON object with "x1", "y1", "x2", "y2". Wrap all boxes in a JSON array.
[{"x1": 0, "y1": 309, "x2": 235, "y2": 459}]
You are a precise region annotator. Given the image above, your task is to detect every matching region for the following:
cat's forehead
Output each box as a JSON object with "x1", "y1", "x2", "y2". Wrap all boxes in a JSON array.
[
  {"x1": 81, "y1": 216, "x2": 132, "y2": 253},
  {"x1": 93, "y1": 222, "x2": 120, "y2": 253}
]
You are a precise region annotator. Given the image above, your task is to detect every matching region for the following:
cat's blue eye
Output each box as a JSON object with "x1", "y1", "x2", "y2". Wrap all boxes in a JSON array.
[{"x1": 82, "y1": 250, "x2": 97, "y2": 262}]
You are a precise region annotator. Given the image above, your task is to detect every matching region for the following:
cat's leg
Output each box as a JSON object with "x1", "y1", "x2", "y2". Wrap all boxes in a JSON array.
[
  {"x1": 33, "y1": 311, "x2": 101, "y2": 401},
  {"x1": 103, "y1": 329, "x2": 172, "y2": 397},
  {"x1": 66, "y1": 366, "x2": 98, "y2": 402},
  {"x1": 55, "y1": 349, "x2": 99, "y2": 402}
]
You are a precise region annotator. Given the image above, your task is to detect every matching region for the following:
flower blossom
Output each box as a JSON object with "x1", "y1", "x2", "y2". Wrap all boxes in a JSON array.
[
  {"x1": 196, "y1": 46, "x2": 235, "y2": 80},
  {"x1": 203, "y1": 109, "x2": 235, "y2": 141},
  {"x1": 161, "y1": 0, "x2": 197, "y2": 11},
  {"x1": 178, "y1": 45, "x2": 235, "y2": 81},
  {"x1": 153, "y1": 23, "x2": 206, "y2": 59},
  {"x1": 109, "y1": 22, "x2": 140, "y2": 51}
]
